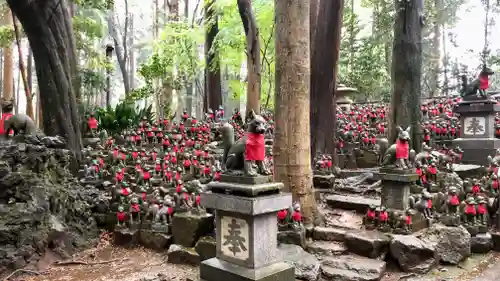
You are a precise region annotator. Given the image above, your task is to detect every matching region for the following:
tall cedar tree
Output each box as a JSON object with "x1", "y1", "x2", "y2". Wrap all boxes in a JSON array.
[
  {"x1": 204, "y1": 0, "x2": 222, "y2": 112},
  {"x1": 274, "y1": 0, "x2": 317, "y2": 225}
]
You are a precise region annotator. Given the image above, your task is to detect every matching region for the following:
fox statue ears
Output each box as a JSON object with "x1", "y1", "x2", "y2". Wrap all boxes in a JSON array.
[{"x1": 396, "y1": 126, "x2": 411, "y2": 134}]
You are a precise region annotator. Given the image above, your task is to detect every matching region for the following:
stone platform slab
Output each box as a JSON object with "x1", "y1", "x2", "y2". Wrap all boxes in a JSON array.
[
  {"x1": 325, "y1": 195, "x2": 380, "y2": 212},
  {"x1": 200, "y1": 258, "x2": 294, "y2": 281}
]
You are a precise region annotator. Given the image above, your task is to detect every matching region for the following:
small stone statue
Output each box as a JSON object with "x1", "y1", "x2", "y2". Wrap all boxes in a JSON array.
[
  {"x1": 489, "y1": 174, "x2": 499, "y2": 195},
  {"x1": 87, "y1": 112, "x2": 99, "y2": 137},
  {"x1": 446, "y1": 187, "x2": 460, "y2": 215},
  {"x1": 155, "y1": 199, "x2": 174, "y2": 225},
  {"x1": 116, "y1": 206, "x2": 127, "y2": 227},
  {"x1": 378, "y1": 126, "x2": 415, "y2": 169},
  {"x1": 365, "y1": 205, "x2": 377, "y2": 226},
  {"x1": 404, "y1": 209, "x2": 412, "y2": 232},
  {"x1": 476, "y1": 196, "x2": 488, "y2": 225},
  {"x1": 129, "y1": 197, "x2": 141, "y2": 224},
  {"x1": 378, "y1": 206, "x2": 389, "y2": 226},
  {"x1": 463, "y1": 197, "x2": 477, "y2": 225},
  {"x1": 291, "y1": 202, "x2": 302, "y2": 229},
  {"x1": 174, "y1": 187, "x2": 190, "y2": 211}
]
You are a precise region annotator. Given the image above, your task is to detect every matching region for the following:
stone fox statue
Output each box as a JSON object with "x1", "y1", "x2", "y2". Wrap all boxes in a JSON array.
[
  {"x1": 2, "y1": 113, "x2": 38, "y2": 136},
  {"x1": 378, "y1": 126, "x2": 416, "y2": 169},
  {"x1": 461, "y1": 66, "x2": 494, "y2": 99},
  {"x1": 220, "y1": 110, "x2": 271, "y2": 177}
]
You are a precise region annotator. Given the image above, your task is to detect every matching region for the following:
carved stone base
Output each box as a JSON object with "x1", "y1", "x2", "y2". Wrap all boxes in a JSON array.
[
  {"x1": 152, "y1": 223, "x2": 170, "y2": 233},
  {"x1": 219, "y1": 174, "x2": 273, "y2": 185},
  {"x1": 208, "y1": 180, "x2": 283, "y2": 197},
  {"x1": 466, "y1": 225, "x2": 479, "y2": 236}
]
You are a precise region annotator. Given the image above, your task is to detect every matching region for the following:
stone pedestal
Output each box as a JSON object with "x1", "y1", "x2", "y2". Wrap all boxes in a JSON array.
[
  {"x1": 453, "y1": 100, "x2": 500, "y2": 165},
  {"x1": 379, "y1": 168, "x2": 418, "y2": 210},
  {"x1": 199, "y1": 176, "x2": 294, "y2": 281}
]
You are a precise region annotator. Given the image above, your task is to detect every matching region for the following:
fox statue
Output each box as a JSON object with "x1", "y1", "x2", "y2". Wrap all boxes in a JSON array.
[{"x1": 378, "y1": 126, "x2": 416, "y2": 169}]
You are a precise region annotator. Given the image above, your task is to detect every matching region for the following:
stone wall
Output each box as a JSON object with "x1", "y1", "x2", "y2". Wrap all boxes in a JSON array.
[{"x1": 0, "y1": 140, "x2": 102, "y2": 274}]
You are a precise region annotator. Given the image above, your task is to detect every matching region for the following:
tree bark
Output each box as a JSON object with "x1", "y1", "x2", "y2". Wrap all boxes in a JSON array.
[
  {"x1": 128, "y1": 14, "x2": 135, "y2": 90},
  {"x1": 8, "y1": 0, "x2": 83, "y2": 158},
  {"x1": 430, "y1": 0, "x2": 443, "y2": 97},
  {"x1": 205, "y1": 0, "x2": 222, "y2": 112},
  {"x1": 13, "y1": 13, "x2": 34, "y2": 118},
  {"x1": 310, "y1": 0, "x2": 343, "y2": 160},
  {"x1": 237, "y1": 0, "x2": 261, "y2": 115},
  {"x1": 274, "y1": 0, "x2": 317, "y2": 225},
  {"x1": 27, "y1": 48, "x2": 33, "y2": 93},
  {"x1": 310, "y1": 0, "x2": 319, "y2": 54},
  {"x1": 389, "y1": 0, "x2": 423, "y2": 152},
  {"x1": 2, "y1": 11, "x2": 13, "y2": 101}
]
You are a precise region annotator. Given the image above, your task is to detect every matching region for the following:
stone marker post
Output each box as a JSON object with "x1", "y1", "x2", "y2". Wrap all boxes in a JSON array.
[
  {"x1": 199, "y1": 175, "x2": 294, "y2": 281},
  {"x1": 453, "y1": 100, "x2": 500, "y2": 165},
  {"x1": 379, "y1": 168, "x2": 418, "y2": 211}
]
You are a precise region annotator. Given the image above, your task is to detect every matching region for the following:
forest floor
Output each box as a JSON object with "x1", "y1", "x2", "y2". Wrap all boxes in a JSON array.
[{"x1": 3, "y1": 233, "x2": 500, "y2": 281}]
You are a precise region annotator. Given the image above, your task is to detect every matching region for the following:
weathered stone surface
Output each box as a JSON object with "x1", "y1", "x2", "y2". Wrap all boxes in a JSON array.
[
  {"x1": 277, "y1": 228, "x2": 306, "y2": 248},
  {"x1": 194, "y1": 236, "x2": 216, "y2": 261},
  {"x1": 82, "y1": 137, "x2": 101, "y2": 148},
  {"x1": 171, "y1": 212, "x2": 214, "y2": 247},
  {"x1": 321, "y1": 255, "x2": 386, "y2": 281},
  {"x1": 389, "y1": 235, "x2": 437, "y2": 274},
  {"x1": 313, "y1": 227, "x2": 346, "y2": 241},
  {"x1": 491, "y1": 232, "x2": 500, "y2": 251},
  {"x1": 114, "y1": 228, "x2": 139, "y2": 247},
  {"x1": 345, "y1": 230, "x2": 391, "y2": 259},
  {"x1": 307, "y1": 241, "x2": 347, "y2": 256},
  {"x1": 0, "y1": 143, "x2": 102, "y2": 274},
  {"x1": 139, "y1": 230, "x2": 172, "y2": 251},
  {"x1": 419, "y1": 224, "x2": 471, "y2": 264},
  {"x1": 313, "y1": 174, "x2": 336, "y2": 189},
  {"x1": 277, "y1": 244, "x2": 320, "y2": 281},
  {"x1": 471, "y1": 233, "x2": 492, "y2": 253},
  {"x1": 167, "y1": 244, "x2": 200, "y2": 265},
  {"x1": 325, "y1": 195, "x2": 380, "y2": 212}
]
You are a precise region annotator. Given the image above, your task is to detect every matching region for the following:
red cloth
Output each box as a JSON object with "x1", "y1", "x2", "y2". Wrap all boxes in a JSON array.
[
  {"x1": 121, "y1": 188, "x2": 129, "y2": 196},
  {"x1": 472, "y1": 185, "x2": 480, "y2": 194},
  {"x1": 478, "y1": 204, "x2": 486, "y2": 214},
  {"x1": 88, "y1": 117, "x2": 98, "y2": 129},
  {"x1": 167, "y1": 207, "x2": 173, "y2": 215},
  {"x1": 117, "y1": 212, "x2": 126, "y2": 222},
  {"x1": 493, "y1": 180, "x2": 499, "y2": 189},
  {"x1": 215, "y1": 171, "x2": 221, "y2": 181},
  {"x1": 132, "y1": 152, "x2": 138, "y2": 159},
  {"x1": 480, "y1": 74, "x2": 489, "y2": 90},
  {"x1": 245, "y1": 133, "x2": 265, "y2": 161},
  {"x1": 195, "y1": 195, "x2": 201, "y2": 206},
  {"x1": 0, "y1": 112, "x2": 13, "y2": 135},
  {"x1": 395, "y1": 139, "x2": 409, "y2": 159},
  {"x1": 427, "y1": 199, "x2": 432, "y2": 209},
  {"x1": 366, "y1": 210, "x2": 375, "y2": 219},
  {"x1": 450, "y1": 195, "x2": 459, "y2": 206},
  {"x1": 427, "y1": 167, "x2": 437, "y2": 175},
  {"x1": 379, "y1": 211, "x2": 388, "y2": 221},
  {"x1": 292, "y1": 211, "x2": 302, "y2": 222},
  {"x1": 405, "y1": 215, "x2": 412, "y2": 225},
  {"x1": 465, "y1": 204, "x2": 476, "y2": 215},
  {"x1": 143, "y1": 172, "x2": 150, "y2": 180},
  {"x1": 131, "y1": 203, "x2": 140, "y2": 212},
  {"x1": 277, "y1": 210, "x2": 287, "y2": 220}
]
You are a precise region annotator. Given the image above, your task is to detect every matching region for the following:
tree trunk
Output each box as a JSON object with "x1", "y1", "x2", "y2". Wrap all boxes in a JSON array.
[
  {"x1": 310, "y1": 0, "x2": 343, "y2": 160},
  {"x1": 27, "y1": 48, "x2": 33, "y2": 93},
  {"x1": 389, "y1": 0, "x2": 423, "y2": 153},
  {"x1": 274, "y1": 0, "x2": 317, "y2": 225},
  {"x1": 2, "y1": 12, "x2": 13, "y2": 101},
  {"x1": 238, "y1": 0, "x2": 261, "y2": 115},
  {"x1": 310, "y1": 0, "x2": 319, "y2": 54},
  {"x1": 442, "y1": 22, "x2": 449, "y2": 96},
  {"x1": 13, "y1": 13, "x2": 34, "y2": 118},
  {"x1": 8, "y1": 0, "x2": 83, "y2": 158},
  {"x1": 107, "y1": 1, "x2": 131, "y2": 96},
  {"x1": 129, "y1": 14, "x2": 135, "y2": 90},
  {"x1": 205, "y1": 0, "x2": 222, "y2": 112},
  {"x1": 184, "y1": 0, "x2": 189, "y2": 20},
  {"x1": 168, "y1": 0, "x2": 179, "y2": 20},
  {"x1": 430, "y1": 0, "x2": 443, "y2": 98},
  {"x1": 15, "y1": 68, "x2": 19, "y2": 114}
]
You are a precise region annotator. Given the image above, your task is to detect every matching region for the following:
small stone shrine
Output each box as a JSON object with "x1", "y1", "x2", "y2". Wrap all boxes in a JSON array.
[
  {"x1": 199, "y1": 174, "x2": 294, "y2": 281},
  {"x1": 453, "y1": 89, "x2": 500, "y2": 165}
]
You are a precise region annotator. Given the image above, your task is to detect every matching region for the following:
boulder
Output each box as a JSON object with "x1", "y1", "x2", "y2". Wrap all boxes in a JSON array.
[
  {"x1": 82, "y1": 137, "x2": 101, "y2": 148},
  {"x1": 345, "y1": 230, "x2": 391, "y2": 259},
  {"x1": 277, "y1": 244, "x2": 320, "y2": 281},
  {"x1": 313, "y1": 174, "x2": 336, "y2": 189},
  {"x1": 307, "y1": 241, "x2": 347, "y2": 256},
  {"x1": 313, "y1": 227, "x2": 346, "y2": 241},
  {"x1": 114, "y1": 228, "x2": 139, "y2": 247},
  {"x1": 321, "y1": 255, "x2": 386, "y2": 281},
  {"x1": 471, "y1": 233, "x2": 492, "y2": 253},
  {"x1": 171, "y1": 211, "x2": 214, "y2": 247},
  {"x1": 419, "y1": 224, "x2": 471, "y2": 264},
  {"x1": 139, "y1": 230, "x2": 172, "y2": 251},
  {"x1": 389, "y1": 235, "x2": 437, "y2": 274},
  {"x1": 491, "y1": 232, "x2": 500, "y2": 251},
  {"x1": 167, "y1": 244, "x2": 200, "y2": 265},
  {"x1": 277, "y1": 228, "x2": 306, "y2": 248},
  {"x1": 195, "y1": 236, "x2": 216, "y2": 261}
]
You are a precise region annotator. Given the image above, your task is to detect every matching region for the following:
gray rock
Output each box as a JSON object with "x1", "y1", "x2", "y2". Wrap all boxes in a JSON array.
[
  {"x1": 113, "y1": 228, "x2": 139, "y2": 247},
  {"x1": 82, "y1": 137, "x2": 101, "y2": 148},
  {"x1": 195, "y1": 236, "x2": 216, "y2": 261},
  {"x1": 321, "y1": 254, "x2": 386, "y2": 281},
  {"x1": 139, "y1": 230, "x2": 172, "y2": 251},
  {"x1": 471, "y1": 233, "x2": 492, "y2": 253},
  {"x1": 313, "y1": 227, "x2": 346, "y2": 241},
  {"x1": 277, "y1": 228, "x2": 306, "y2": 248},
  {"x1": 313, "y1": 174, "x2": 336, "y2": 189},
  {"x1": 167, "y1": 244, "x2": 200, "y2": 265},
  {"x1": 345, "y1": 230, "x2": 391, "y2": 259},
  {"x1": 419, "y1": 224, "x2": 471, "y2": 264},
  {"x1": 277, "y1": 244, "x2": 320, "y2": 281},
  {"x1": 389, "y1": 235, "x2": 437, "y2": 273},
  {"x1": 171, "y1": 212, "x2": 214, "y2": 247},
  {"x1": 307, "y1": 241, "x2": 347, "y2": 256}
]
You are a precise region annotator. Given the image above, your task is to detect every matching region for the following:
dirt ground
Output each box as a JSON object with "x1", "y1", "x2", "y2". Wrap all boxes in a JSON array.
[{"x1": 3, "y1": 232, "x2": 500, "y2": 281}]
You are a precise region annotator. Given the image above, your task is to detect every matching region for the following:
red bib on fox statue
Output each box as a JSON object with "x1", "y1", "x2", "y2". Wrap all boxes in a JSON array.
[
  {"x1": 245, "y1": 132, "x2": 265, "y2": 161},
  {"x1": 0, "y1": 112, "x2": 13, "y2": 136}
]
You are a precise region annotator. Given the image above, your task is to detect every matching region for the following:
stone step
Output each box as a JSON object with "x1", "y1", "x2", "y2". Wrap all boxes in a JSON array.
[
  {"x1": 344, "y1": 229, "x2": 391, "y2": 259},
  {"x1": 321, "y1": 254, "x2": 386, "y2": 281},
  {"x1": 312, "y1": 227, "x2": 346, "y2": 242},
  {"x1": 325, "y1": 194, "x2": 380, "y2": 212},
  {"x1": 307, "y1": 241, "x2": 348, "y2": 256}
]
